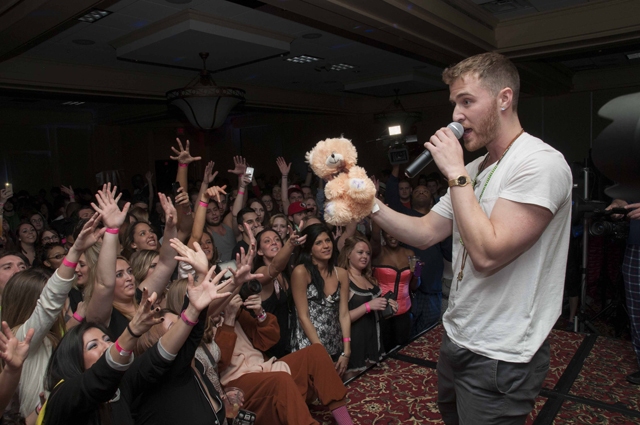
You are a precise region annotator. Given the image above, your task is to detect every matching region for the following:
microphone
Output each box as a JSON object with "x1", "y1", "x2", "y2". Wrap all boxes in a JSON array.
[{"x1": 404, "y1": 122, "x2": 464, "y2": 178}]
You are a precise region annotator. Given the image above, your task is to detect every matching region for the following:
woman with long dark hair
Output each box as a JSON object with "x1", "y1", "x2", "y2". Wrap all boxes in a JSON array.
[
  {"x1": 290, "y1": 223, "x2": 351, "y2": 376},
  {"x1": 1, "y1": 216, "x2": 102, "y2": 423}
]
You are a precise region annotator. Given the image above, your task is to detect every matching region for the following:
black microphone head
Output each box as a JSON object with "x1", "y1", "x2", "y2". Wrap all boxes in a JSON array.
[{"x1": 447, "y1": 122, "x2": 464, "y2": 139}]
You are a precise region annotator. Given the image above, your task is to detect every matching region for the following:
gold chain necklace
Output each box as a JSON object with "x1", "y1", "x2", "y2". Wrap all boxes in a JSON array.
[{"x1": 456, "y1": 128, "x2": 524, "y2": 289}]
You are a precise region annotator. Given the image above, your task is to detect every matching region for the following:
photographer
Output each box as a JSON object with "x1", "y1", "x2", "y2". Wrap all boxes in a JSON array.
[{"x1": 607, "y1": 199, "x2": 640, "y2": 384}]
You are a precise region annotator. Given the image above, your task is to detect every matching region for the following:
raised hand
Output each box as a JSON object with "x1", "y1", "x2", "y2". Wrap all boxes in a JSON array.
[
  {"x1": 276, "y1": 157, "x2": 291, "y2": 176},
  {"x1": 186, "y1": 266, "x2": 233, "y2": 313},
  {"x1": 170, "y1": 238, "x2": 209, "y2": 275},
  {"x1": 0, "y1": 321, "x2": 34, "y2": 371},
  {"x1": 203, "y1": 161, "x2": 218, "y2": 185},
  {"x1": 91, "y1": 183, "x2": 130, "y2": 229},
  {"x1": 174, "y1": 187, "x2": 190, "y2": 207},
  {"x1": 332, "y1": 226, "x2": 343, "y2": 241},
  {"x1": 145, "y1": 171, "x2": 153, "y2": 183},
  {"x1": 61, "y1": 185, "x2": 75, "y2": 200},
  {"x1": 0, "y1": 187, "x2": 13, "y2": 204},
  {"x1": 231, "y1": 236, "x2": 263, "y2": 287},
  {"x1": 205, "y1": 185, "x2": 227, "y2": 204},
  {"x1": 228, "y1": 156, "x2": 247, "y2": 176},
  {"x1": 128, "y1": 288, "x2": 164, "y2": 337},
  {"x1": 72, "y1": 213, "x2": 105, "y2": 252},
  {"x1": 288, "y1": 225, "x2": 307, "y2": 246},
  {"x1": 170, "y1": 138, "x2": 202, "y2": 165},
  {"x1": 158, "y1": 193, "x2": 177, "y2": 229}
]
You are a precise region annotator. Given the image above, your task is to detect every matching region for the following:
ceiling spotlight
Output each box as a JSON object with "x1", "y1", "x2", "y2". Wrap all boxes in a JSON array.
[
  {"x1": 329, "y1": 63, "x2": 355, "y2": 71},
  {"x1": 286, "y1": 55, "x2": 322, "y2": 64},
  {"x1": 77, "y1": 9, "x2": 112, "y2": 23}
]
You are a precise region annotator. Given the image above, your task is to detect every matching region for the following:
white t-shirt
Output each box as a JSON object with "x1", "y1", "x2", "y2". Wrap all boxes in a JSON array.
[{"x1": 432, "y1": 132, "x2": 572, "y2": 363}]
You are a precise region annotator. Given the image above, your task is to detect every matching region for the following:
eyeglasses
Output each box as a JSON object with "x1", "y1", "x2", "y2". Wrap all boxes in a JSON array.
[
  {"x1": 48, "y1": 253, "x2": 66, "y2": 260},
  {"x1": 42, "y1": 236, "x2": 59, "y2": 243}
]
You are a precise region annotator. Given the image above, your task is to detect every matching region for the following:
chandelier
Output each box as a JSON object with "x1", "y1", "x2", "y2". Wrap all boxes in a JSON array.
[{"x1": 166, "y1": 52, "x2": 245, "y2": 130}]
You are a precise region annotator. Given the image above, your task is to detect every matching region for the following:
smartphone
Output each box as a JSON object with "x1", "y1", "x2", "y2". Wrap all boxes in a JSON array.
[
  {"x1": 4, "y1": 182, "x2": 11, "y2": 192},
  {"x1": 245, "y1": 167, "x2": 254, "y2": 181},
  {"x1": 171, "y1": 181, "x2": 181, "y2": 197}
]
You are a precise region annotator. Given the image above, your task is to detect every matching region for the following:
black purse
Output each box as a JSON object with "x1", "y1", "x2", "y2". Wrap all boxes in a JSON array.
[
  {"x1": 233, "y1": 409, "x2": 257, "y2": 425},
  {"x1": 381, "y1": 291, "x2": 396, "y2": 319}
]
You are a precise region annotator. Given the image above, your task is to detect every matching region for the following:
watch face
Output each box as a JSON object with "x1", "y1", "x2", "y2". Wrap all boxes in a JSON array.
[{"x1": 457, "y1": 176, "x2": 467, "y2": 185}]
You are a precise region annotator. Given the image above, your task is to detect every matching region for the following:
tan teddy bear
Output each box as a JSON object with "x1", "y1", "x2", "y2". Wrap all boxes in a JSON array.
[{"x1": 305, "y1": 137, "x2": 377, "y2": 225}]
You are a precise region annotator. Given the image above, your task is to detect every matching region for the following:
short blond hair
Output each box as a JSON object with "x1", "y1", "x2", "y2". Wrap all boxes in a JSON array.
[{"x1": 442, "y1": 52, "x2": 520, "y2": 112}]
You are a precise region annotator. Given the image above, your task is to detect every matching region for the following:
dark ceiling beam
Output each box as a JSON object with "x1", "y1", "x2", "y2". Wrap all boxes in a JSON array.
[{"x1": 0, "y1": 0, "x2": 101, "y2": 62}]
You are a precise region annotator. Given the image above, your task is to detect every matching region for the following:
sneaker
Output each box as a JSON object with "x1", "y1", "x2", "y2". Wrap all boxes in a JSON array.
[{"x1": 626, "y1": 371, "x2": 640, "y2": 385}]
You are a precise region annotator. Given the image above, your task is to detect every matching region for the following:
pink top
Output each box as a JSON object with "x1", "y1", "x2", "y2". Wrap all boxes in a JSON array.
[{"x1": 373, "y1": 266, "x2": 412, "y2": 316}]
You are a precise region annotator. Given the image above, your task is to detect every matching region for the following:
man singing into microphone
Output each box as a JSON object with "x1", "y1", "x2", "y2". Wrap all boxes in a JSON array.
[{"x1": 371, "y1": 52, "x2": 572, "y2": 424}]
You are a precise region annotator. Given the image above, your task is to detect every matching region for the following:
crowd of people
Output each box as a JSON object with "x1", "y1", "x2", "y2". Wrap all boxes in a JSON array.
[
  {"x1": 1, "y1": 51, "x2": 609, "y2": 425},
  {"x1": 0, "y1": 127, "x2": 451, "y2": 425}
]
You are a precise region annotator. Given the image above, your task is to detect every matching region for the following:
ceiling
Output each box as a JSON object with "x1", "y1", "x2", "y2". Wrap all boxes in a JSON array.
[{"x1": 0, "y1": 0, "x2": 639, "y2": 118}]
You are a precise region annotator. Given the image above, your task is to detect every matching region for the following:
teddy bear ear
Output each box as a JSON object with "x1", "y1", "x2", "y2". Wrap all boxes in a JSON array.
[{"x1": 305, "y1": 150, "x2": 312, "y2": 164}]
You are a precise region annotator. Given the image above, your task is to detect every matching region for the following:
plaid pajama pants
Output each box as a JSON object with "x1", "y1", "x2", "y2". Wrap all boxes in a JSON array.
[{"x1": 623, "y1": 244, "x2": 640, "y2": 368}]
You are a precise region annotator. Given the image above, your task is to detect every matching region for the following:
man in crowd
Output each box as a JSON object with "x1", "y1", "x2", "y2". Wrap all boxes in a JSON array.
[{"x1": 370, "y1": 52, "x2": 572, "y2": 424}]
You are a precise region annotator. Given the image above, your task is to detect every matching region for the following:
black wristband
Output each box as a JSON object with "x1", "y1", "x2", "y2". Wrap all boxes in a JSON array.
[{"x1": 127, "y1": 323, "x2": 142, "y2": 338}]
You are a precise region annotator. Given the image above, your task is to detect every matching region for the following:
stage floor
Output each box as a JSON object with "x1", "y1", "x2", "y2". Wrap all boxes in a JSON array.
[{"x1": 311, "y1": 325, "x2": 640, "y2": 424}]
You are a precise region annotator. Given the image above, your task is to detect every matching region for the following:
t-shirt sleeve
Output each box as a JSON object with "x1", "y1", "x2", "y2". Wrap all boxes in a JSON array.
[
  {"x1": 431, "y1": 188, "x2": 453, "y2": 220},
  {"x1": 499, "y1": 148, "x2": 571, "y2": 214}
]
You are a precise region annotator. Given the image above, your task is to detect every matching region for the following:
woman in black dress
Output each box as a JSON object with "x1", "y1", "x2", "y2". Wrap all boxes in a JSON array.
[{"x1": 338, "y1": 235, "x2": 390, "y2": 379}]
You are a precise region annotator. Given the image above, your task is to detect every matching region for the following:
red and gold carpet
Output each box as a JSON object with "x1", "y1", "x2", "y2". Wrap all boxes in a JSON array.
[{"x1": 311, "y1": 325, "x2": 640, "y2": 424}]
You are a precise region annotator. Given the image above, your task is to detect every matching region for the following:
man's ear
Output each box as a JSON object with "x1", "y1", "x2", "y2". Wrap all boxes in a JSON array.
[
  {"x1": 499, "y1": 87, "x2": 513, "y2": 110},
  {"x1": 238, "y1": 223, "x2": 245, "y2": 234}
]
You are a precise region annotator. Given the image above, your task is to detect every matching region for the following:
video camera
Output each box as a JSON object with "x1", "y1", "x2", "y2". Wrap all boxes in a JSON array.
[
  {"x1": 589, "y1": 208, "x2": 629, "y2": 240},
  {"x1": 239, "y1": 279, "x2": 262, "y2": 301}
]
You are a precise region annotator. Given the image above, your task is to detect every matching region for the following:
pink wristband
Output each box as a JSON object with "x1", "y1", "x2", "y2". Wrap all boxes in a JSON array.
[
  {"x1": 105, "y1": 227, "x2": 119, "y2": 235},
  {"x1": 178, "y1": 163, "x2": 188, "y2": 168},
  {"x1": 199, "y1": 201, "x2": 208, "y2": 208},
  {"x1": 62, "y1": 258, "x2": 78, "y2": 269},
  {"x1": 342, "y1": 337, "x2": 351, "y2": 342},
  {"x1": 365, "y1": 302, "x2": 371, "y2": 314},
  {"x1": 73, "y1": 311, "x2": 85, "y2": 322},
  {"x1": 238, "y1": 190, "x2": 245, "y2": 196},
  {"x1": 181, "y1": 310, "x2": 199, "y2": 326},
  {"x1": 114, "y1": 339, "x2": 132, "y2": 357}
]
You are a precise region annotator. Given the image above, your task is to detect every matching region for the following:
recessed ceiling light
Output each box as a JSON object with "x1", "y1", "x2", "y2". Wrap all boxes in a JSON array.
[
  {"x1": 302, "y1": 33, "x2": 322, "y2": 39},
  {"x1": 77, "y1": 9, "x2": 111, "y2": 23},
  {"x1": 62, "y1": 101, "x2": 85, "y2": 106},
  {"x1": 72, "y1": 39, "x2": 95, "y2": 45},
  {"x1": 286, "y1": 55, "x2": 322, "y2": 64},
  {"x1": 626, "y1": 52, "x2": 640, "y2": 60},
  {"x1": 329, "y1": 63, "x2": 355, "y2": 71}
]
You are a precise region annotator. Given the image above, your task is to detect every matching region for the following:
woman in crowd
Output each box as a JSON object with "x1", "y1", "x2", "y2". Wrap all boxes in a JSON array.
[
  {"x1": 371, "y1": 222, "x2": 417, "y2": 351},
  {"x1": 338, "y1": 235, "x2": 391, "y2": 379},
  {"x1": 261, "y1": 194, "x2": 275, "y2": 216},
  {"x1": 269, "y1": 213, "x2": 291, "y2": 244},
  {"x1": 215, "y1": 292, "x2": 354, "y2": 425},
  {"x1": 16, "y1": 222, "x2": 38, "y2": 265},
  {"x1": 130, "y1": 250, "x2": 159, "y2": 286},
  {"x1": 85, "y1": 185, "x2": 179, "y2": 337},
  {"x1": 121, "y1": 221, "x2": 158, "y2": 259},
  {"x1": 29, "y1": 212, "x2": 46, "y2": 235},
  {"x1": 252, "y1": 227, "x2": 305, "y2": 358},
  {"x1": 42, "y1": 264, "x2": 233, "y2": 425},
  {"x1": 290, "y1": 223, "x2": 351, "y2": 376},
  {"x1": 40, "y1": 243, "x2": 67, "y2": 271},
  {"x1": 249, "y1": 198, "x2": 270, "y2": 227},
  {"x1": 1, "y1": 215, "x2": 103, "y2": 424},
  {"x1": 40, "y1": 229, "x2": 60, "y2": 246}
]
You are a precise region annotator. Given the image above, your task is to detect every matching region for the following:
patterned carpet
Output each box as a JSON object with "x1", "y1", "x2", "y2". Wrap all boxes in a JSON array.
[{"x1": 311, "y1": 325, "x2": 640, "y2": 424}]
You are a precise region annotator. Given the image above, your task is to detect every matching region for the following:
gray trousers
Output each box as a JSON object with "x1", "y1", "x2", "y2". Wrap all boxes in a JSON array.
[{"x1": 437, "y1": 332, "x2": 550, "y2": 425}]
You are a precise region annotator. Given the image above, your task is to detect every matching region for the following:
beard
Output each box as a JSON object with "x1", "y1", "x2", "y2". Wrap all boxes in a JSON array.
[{"x1": 465, "y1": 99, "x2": 500, "y2": 152}]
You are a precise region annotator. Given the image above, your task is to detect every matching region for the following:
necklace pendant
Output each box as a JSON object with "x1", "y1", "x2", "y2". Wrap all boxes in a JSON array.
[{"x1": 457, "y1": 270, "x2": 463, "y2": 281}]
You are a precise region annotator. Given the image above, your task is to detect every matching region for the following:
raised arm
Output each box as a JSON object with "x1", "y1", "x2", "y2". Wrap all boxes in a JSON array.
[
  {"x1": 188, "y1": 184, "x2": 226, "y2": 249},
  {"x1": 290, "y1": 265, "x2": 322, "y2": 345},
  {"x1": 170, "y1": 138, "x2": 201, "y2": 193},
  {"x1": 139, "y1": 194, "x2": 179, "y2": 297},
  {"x1": 145, "y1": 171, "x2": 154, "y2": 212},
  {"x1": 0, "y1": 323, "x2": 34, "y2": 416},
  {"x1": 86, "y1": 185, "x2": 130, "y2": 326},
  {"x1": 255, "y1": 226, "x2": 306, "y2": 285},
  {"x1": 277, "y1": 157, "x2": 291, "y2": 214},
  {"x1": 193, "y1": 161, "x2": 218, "y2": 215},
  {"x1": 223, "y1": 156, "x2": 249, "y2": 239}
]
